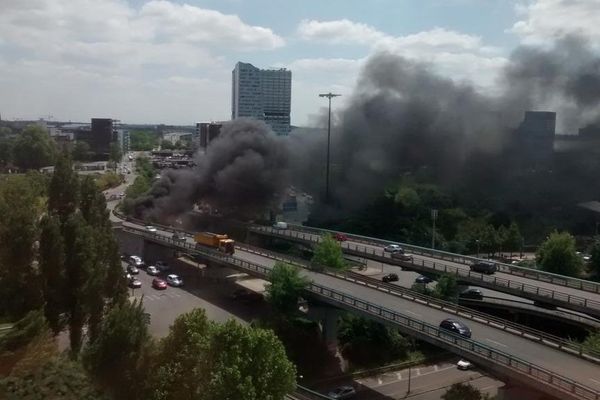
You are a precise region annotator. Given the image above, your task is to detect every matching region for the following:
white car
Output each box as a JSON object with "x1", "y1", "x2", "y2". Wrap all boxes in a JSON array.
[
  {"x1": 273, "y1": 221, "x2": 288, "y2": 230},
  {"x1": 146, "y1": 265, "x2": 160, "y2": 276},
  {"x1": 166, "y1": 274, "x2": 183, "y2": 287},
  {"x1": 128, "y1": 255, "x2": 143, "y2": 267},
  {"x1": 384, "y1": 244, "x2": 403, "y2": 253},
  {"x1": 145, "y1": 225, "x2": 157, "y2": 232},
  {"x1": 457, "y1": 359, "x2": 473, "y2": 370}
]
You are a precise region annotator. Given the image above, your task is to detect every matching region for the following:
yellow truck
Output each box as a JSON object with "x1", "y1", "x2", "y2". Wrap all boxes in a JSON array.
[{"x1": 194, "y1": 232, "x2": 235, "y2": 255}]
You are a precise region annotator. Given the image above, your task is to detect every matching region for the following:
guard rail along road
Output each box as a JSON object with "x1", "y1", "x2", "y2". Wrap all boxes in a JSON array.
[
  {"x1": 251, "y1": 224, "x2": 600, "y2": 295},
  {"x1": 250, "y1": 225, "x2": 600, "y2": 318},
  {"x1": 120, "y1": 225, "x2": 600, "y2": 400}
]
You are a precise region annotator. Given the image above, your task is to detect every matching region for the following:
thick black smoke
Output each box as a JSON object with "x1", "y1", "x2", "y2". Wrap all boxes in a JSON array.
[
  {"x1": 290, "y1": 35, "x2": 600, "y2": 213},
  {"x1": 134, "y1": 118, "x2": 288, "y2": 220}
]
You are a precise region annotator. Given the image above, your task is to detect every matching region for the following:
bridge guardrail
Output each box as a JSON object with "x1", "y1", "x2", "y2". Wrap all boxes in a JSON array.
[
  {"x1": 250, "y1": 226, "x2": 600, "y2": 316},
  {"x1": 121, "y1": 226, "x2": 600, "y2": 400},
  {"x1": 264, "y1": 224, "x2": 600, "y2": 295},
  {"x1": 235, "y1": 242, "x2": 600, "y2": 364}
]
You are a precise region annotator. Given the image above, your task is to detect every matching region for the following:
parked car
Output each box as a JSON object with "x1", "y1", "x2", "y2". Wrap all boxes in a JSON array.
[
  {"x1": 172, "y1": 232, "x2": 186, "y2": 242},
  {"x1": 384, "y1": 244, "x2": 403, "y2": 253},
  {"x1": 391, "y1": 252, "x2": 413, "y2": 261},
  {"x1": 459, "y1": 288, "x2": 484, "y2": 300},
  {"x1": 152, "y1": 278, "x2": 167, "y2": 290},
  {"x1": 126, "y1": 265, "x2": 139, "y2": 275},
  {"x1": 155, "y1": 260, "x2": 170, "y2": 272},
  {"x1": 327, "y1": 386, "x2": 356, "y2": 399},
  {"x1": 457, "y1": 359, "x2": 473, "y2": 370},
  {"x1": 273, "y1": 221, "x2": 288, "y2": 230},
  {"x1": 415, "y1": 275, "x2": 433, "y2": 284},
  {"x1": 128, "y1": 278, "x2": 142, "y2": 289},
  {"x1": 146, "y1": 265, "x2": 160, "y2": 276},
  {"x1": 128, "y1": 255, "x2": 143, "y2": 267},
  {"x1": 439, "y1": 318, "x2": 472, "y2": 338},
  {"x1": 382, "y1": 273, "x2": 399, "y2": 283},
  {"x1": 145, "y1": 225, "x2": 157, "y2": 232},
  {"x1": 166, "y1": 274, "x2": 183, "y2": 287},
  {"x1": 334, "y1": 233, "x2": 348, "y2": 241},
  {"x1": 469, "y1": 261, "x2": 497, "y2": 274}
]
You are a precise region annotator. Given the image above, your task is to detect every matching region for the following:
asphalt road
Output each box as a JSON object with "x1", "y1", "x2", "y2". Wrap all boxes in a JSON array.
[
  {"x1": 123, "y1": 259, "x2": 268, "y2": 337},
  {"x1": 270, "y1": 228, "x2": 600, "y2": 309},
  {"x1": 312, "y1": 360, "x2": 503, "y2": 400}
]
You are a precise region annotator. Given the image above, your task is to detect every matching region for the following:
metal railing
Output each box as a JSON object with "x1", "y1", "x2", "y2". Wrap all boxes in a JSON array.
[
  {"x1": 235, "y1": 242, "x2": 600, "y2": 364},
  {"x1": 251, "y1": 224, "x2": 600, "y2": 295},
  {"x1": 120, "y1": 226, "x2": 600, "y2": 400},
  {"x1": 250, "y1": 226, "x2": 600, "y2": 316}
]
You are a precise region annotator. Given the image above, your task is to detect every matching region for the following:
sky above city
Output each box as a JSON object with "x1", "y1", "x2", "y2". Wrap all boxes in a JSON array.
[{"x1": 1, "y1": 0, "x2": 599, "y2": 126}]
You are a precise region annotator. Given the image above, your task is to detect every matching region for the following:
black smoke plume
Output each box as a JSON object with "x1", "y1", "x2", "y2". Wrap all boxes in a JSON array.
[
  {"x1": 133, "y1": 118, "x2": 288, "y2": 220},
  {"x1": 290, "y1": 35, "x2": 600, "y2": 213}
]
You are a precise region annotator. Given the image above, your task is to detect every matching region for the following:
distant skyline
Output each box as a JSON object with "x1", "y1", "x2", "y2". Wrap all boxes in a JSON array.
[{"x1": 1, "y1": 0, "x2": 599, "y2": 126}]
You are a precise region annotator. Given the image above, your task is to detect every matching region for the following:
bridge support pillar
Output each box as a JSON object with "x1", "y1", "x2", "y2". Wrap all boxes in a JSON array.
[{"x1": 306, "y1": 305, "x2": 340, "y2": 350}]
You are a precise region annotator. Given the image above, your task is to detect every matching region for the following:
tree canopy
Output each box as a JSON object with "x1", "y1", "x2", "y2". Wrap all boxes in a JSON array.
[
  {"x1": 266, "y1": 262, "x2": 309, "y2": 316},
  {"x1": 12, "y1": 125, "x2": 57, "y2": 170},
  {"x1": 536, "y1": 231, "x2": 583, "y2": 277},
  {"x1": 312, "y1": 234, "x2": 346, "y2": 270},
  {"x1": 442, "y1": 383, "x2": 489, "y2": 400}
]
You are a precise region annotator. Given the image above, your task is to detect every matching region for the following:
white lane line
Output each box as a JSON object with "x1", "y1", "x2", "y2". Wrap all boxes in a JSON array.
[
  {"x1": 485, "y1": 338, "x2": 508, "y2": 348},
  {"x1": 377, "y1": 377, "x2": 383, "y2": 385},
  {"x1": 590, "y1": 378, "x2": 600, "y2": 386},
  {"x1": 415, "y1": 368, "x2": 421, "y2": 376},
  {"x1": 433, "y1": 365, "x2": 439, "y2": 372},
  {"x1": 396, "y1": 372, "x2": 402, "y2": 380},
  {"x1": 404, "y1": 310, "x2": 421, "y2": 317}
]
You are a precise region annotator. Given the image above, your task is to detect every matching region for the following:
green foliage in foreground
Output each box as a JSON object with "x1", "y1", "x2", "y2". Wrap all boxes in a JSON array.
[{"x1": 442, "y1": 383, "x2": 493, "y2": 400}]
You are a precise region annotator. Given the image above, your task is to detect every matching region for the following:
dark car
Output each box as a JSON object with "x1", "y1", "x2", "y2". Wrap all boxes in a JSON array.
[
  {"x1": 152, "y1": 278, "x2": 167, "y2": 290},
  {"x1": 391, "y1": 252, "x2": 413, "y2": 262},
  {"x1": 470, "y1": 261, "x2": 497, "y2": 274},
  {"x1": 415, "y1": 275, "x2": 433, "y2": 284},
  {"x1": 439, "y1": 318, "x2": 472, "y2": 338},
  {"x1": 382, "y1": 273, "x2": 399, "y2": 283},
  {"x1": 128, "y1": 277, "x2": 142, "y2": 289},
  {"x1": 334, "y1": 233, "x2": 348, "y2": 242},
  {"x1": 459, "y1": 288, "x2": 484, "y2": 300}
]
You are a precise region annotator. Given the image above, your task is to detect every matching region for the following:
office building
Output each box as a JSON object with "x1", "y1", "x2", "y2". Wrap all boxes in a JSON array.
[
  {"x1": 196, "y1": 122, "x2": 223, "y2": 149},
  {"x1": 231, "y1": 62, "x2": 291, "y2": 136},
  {"x1": 91, "y1": 118, "x2": 113, "y2": 155}
]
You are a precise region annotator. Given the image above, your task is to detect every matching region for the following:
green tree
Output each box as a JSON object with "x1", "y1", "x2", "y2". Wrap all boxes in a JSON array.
[
  {"x1": 504, "y1": 221, "x2": 524, "y2": 256},
  {"x1": 0, "y1": 136, "x2": 14, "y2": 165},
  {"x1": 130, "y1": 130, "x2": 158, "y2": 151},
  {"x1": 0, "y1": 176, "x2": 43, "y2": 319},
  {"x1": 83, "y1": 299, "x2": 151, "y2": 399},
  {"x1": 433, "y1": 274, "x2": 459, "y2": 302},
  {"x1": 149, "y1": 309, "x2": 296, "y2": 400},
  {"x1": 72, "y1": 141, "x2": 91, "y2": 161},
  {"x1": 312, "y1": 234, "x2": 346, "y2": 270},
  {"x1": 536, "y1": 231, "x2": 583, "y2": 277},
  {"x1": 160, "y1": 139, "x2": 175, "y2": 150},
  {"x1": 47, "y1": 153, "x2": 79, "y2": 222},
  {"x1": 338, "y1": 315, "x2": 409, "y2": 367},
  {"x1": 266, "y1": 262, "x2": 309, "y2": 316},
  {"x1": 589, "y1": 238, "x2": 600, "y2": 279},
  {"x1": 582, "y1": 330, "x2": 600, "y2": 354},
  {"x1": 442, "y1": 383, "x2": 488, "y2": 400},
  {"x1": 0, "y1": 357, "x2": 107, "y2": 400},
  {"x1": 12, "y1": 125, "x2": 57, "y2": 170},
  {"x1": 39, "y1": 215, "x2": 66, "y2": 334},
  {"x1": 109, "y1": 141, "x2": 122, "y2": 164}
]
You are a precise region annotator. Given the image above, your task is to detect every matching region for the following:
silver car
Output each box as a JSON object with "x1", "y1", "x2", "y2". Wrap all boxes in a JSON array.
[
  {"x1": 327, "y1": 386, "x2": 356, "y2": 399},
  {"x1": 166, "y1": 274, "x2": 183, "y2": 287}
]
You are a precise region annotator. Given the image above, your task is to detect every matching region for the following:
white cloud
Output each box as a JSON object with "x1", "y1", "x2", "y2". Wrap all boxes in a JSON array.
[
  {"x1": 297, "y1": 19, "x2": 386, "y2": 45},
  {"x1": 510, "y1": 0, "x2": 600, "y2": 43},
  {"x1": 0, "y1": 0, "x2": 284, "y2": 123}
]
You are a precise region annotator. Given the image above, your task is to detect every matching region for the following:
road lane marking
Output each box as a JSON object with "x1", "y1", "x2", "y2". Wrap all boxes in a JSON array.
[
  {"x1": 485, "y1": 338, "x2": 508, "y2": 348},
  {"x1": 377, "y1": 377, "x2": 383, "y2": 385},
  {"x1": 434, "y1": 365, "x2": 439, "y2": 372},
  {"x1": 396, "y1": 372, "x2": 402, "y2": 380},
  {"x1": 403, "y1": 310, "x2": 421, "y2": 317}
]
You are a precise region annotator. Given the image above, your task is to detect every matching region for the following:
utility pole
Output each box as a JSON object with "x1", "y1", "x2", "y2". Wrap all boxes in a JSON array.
[
  {"x1": 319, "y1": 92, "x2": 341, "y2": 204},
  {"x1": 431, "y1": 209, "x2": 438, "y2": 249}
]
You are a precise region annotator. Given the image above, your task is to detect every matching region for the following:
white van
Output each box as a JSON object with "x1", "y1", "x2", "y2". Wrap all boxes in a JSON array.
[{"x1": 273, "y1": 221, "x2": 288, "y2": 230}]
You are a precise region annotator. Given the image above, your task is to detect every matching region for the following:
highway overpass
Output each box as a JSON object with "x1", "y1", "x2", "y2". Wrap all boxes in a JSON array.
[
  {"x1": 249, "y1": 225, "x2": 600, "y2": 318},
  {"x1": 115, "y1": 222, "x2": 600, "y2": 400}
]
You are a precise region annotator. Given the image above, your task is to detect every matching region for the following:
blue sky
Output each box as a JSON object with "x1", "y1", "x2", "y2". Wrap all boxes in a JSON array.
[{"x1": 0, "y1": 0, "x2": 598, "y2": 125}]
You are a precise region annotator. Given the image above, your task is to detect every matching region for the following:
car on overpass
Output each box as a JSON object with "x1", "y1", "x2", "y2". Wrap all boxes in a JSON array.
[
  {"x1": 470, "y1": 261, "x2": 497, "y2": 274},
  {"x1": 459, "y1": 288, "x2": 484, "y2": 300},
  {"x1": 391, "y1": 252, "x2": 413, "y2": 261},
  {"x1": 384, "y1": 244, "x2": 403, "y2": 253},
  {"x1": 415, "y1": 275, "x2": 433, "y2": 284},
  {"x1": 334, "y1": 233, "x2": 348, "y2": 241},
  {"x1": 382, "y1": 273, "x2": 399, "y2": 283},
  {"x1": 439, "y1": 318, "x2": 472, "y2": 338},
  {"x1": 172, "y1": 232, "x2": 186, "y2": 242},
  {"x1": 145, "y1": 225, "x2": 157, "y2": 232}
]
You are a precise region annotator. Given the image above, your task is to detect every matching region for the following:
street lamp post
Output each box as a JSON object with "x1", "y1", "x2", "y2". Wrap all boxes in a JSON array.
[
  {"x1": 319, "y1": 92, "x2": 341, "y2": 204},
  {"x1": 431, "y1": 209, "x2": 438, "y2": 249}
]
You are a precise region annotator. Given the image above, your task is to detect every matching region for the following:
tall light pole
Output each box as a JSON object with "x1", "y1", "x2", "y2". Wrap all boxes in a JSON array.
[
  {"x1": 431, "y1": 209, "x2": 438, "y2": 249},
  {"x1": 319, "y1": 92, "x2": 341, "y2": 204}
]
